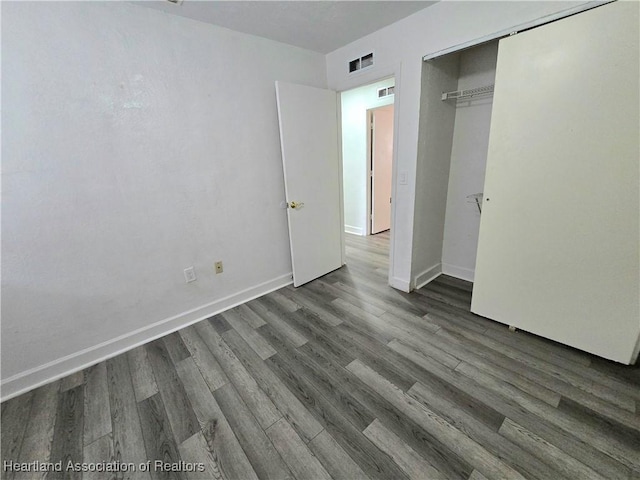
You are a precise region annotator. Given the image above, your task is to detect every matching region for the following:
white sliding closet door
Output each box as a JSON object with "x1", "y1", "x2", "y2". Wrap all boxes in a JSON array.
[{"x1": 471, "y1": 1, "x2": 639, "y2": 364}]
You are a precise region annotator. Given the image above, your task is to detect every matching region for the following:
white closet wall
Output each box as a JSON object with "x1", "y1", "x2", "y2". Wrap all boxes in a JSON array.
[
  {"x1": 441, "y1": 42, "x2": 498, "y2": 282},
  {"x1": 411, "y1": 55, "x2": 459, "y2": 287},
  {"x1": 413, "y1": 42, "x2": 498, "y2": 287}
]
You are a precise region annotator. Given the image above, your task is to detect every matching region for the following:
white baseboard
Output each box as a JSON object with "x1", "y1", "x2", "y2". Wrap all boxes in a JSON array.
[
  {"x1": 389, "y1": 276, "x2": 412, "y2": 293},
  {"x1": 344, "y1": 225, "x2": 364, "y2": 236},
  {"x1": 1, "y1": 273, "x2": 293, "y2": 402},
  {"x1": 414, "y1": 263, "x2": 442, "y2": 290},
  {"x1": 441, "y1": 263, "x2": 475, "y2": 283}
]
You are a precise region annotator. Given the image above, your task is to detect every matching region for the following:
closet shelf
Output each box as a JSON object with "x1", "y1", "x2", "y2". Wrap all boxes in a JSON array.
[{"x1": 442, "y1": 84, "x2": 494, "y2": 101}]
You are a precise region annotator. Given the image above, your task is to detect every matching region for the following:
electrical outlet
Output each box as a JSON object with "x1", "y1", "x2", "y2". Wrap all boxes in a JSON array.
[
  {"x1": 215, "y1": 261, "x2": 223, "y2": 274},
  {"x1": 184, "y1": 266, "x2": 197, "y2": 283}
]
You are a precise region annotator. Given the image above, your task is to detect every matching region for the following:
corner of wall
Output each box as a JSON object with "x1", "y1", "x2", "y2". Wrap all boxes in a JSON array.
[
  {"x1": 389, "y1": 276, "x2": 412, "y2": 293},
  {"x1": 413, "y1": 263, "x2": 442, "y2": 290},
  {"x1": 441, "y1": 263, "x2": 475, "y2": 283}
]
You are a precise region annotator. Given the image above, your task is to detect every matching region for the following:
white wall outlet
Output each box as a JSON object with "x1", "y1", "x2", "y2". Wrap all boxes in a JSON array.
[
  {"x1": 215, "y1": 261, "x2": 223, "y2": 274},
  {"x1": 184, "y1": 266, "x2": 197, "y2": 283},
  {"x1": 399, "y1": 171, "x2": 408, "y2": 185}
]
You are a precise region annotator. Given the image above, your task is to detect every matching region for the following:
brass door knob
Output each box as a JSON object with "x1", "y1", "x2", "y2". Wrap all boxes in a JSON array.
[{"x1": 289, "y1": 201, "x2": 305, "y2": 209}]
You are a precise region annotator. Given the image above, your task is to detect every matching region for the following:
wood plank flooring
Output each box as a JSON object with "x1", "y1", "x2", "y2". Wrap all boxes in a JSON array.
[{"x1": 3, "y1": 231, "x2": 640, "y2": 479}]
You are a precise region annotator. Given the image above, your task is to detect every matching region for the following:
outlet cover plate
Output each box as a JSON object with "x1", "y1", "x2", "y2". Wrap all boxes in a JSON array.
[{"x1": 184, "y1": 267, "x2": 197, "y2": 283}]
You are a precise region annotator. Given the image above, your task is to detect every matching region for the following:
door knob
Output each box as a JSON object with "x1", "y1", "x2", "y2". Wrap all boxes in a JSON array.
[{"x1": 289, "y1": 201, "x2": 305, "y2": 209}]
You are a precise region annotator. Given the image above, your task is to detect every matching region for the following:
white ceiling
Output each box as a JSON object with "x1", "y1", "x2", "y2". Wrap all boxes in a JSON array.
[{"x1": 135, "y1": 1, "x2": 437, "y2": 54}]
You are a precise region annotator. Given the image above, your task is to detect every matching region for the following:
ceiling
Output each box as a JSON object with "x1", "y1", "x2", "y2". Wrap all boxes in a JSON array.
[{"x1": 135, "y1": 1, "x2": 437, "y2": 54}]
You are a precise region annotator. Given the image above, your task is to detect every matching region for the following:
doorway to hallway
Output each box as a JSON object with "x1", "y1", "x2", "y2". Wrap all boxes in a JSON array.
[{"x1": 340, "y1": 77, "x2": 396, "y2": 241}]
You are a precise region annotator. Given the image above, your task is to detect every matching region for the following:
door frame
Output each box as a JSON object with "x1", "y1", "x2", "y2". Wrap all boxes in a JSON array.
[
  {"x1": 337, "y1": 64, "x2": 402, "y2": 286},
  {"x1": 366, "y1": 108, "x2": 373, "y2": 236}
]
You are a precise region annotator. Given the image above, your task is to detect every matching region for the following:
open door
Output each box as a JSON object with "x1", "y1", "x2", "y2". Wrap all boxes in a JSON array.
[
  {"x1": 275, "y1": 81, "x2": 343, "y2": 287},
  {"x1": 370, "y1": 105, "x2": 394, "y2": 234}
]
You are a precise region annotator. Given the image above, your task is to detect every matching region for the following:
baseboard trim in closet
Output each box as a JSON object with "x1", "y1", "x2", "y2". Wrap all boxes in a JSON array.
[{"x1": 414, "y1": 263, "x2": 442, "y2": 290}]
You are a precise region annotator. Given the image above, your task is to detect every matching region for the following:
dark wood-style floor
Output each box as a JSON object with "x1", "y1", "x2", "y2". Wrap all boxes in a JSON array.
[{"x1": 2, "y1": 231, "x2": 640, "y2": 480}]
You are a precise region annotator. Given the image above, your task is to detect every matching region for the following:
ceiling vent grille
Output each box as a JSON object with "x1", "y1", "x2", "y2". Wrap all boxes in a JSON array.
[
  {"x1": 349, "y1": 52, "x2": 374, "y2": 73},
  {"x1": 378, "y1": 86, "x2": 395, "y2": 98}
]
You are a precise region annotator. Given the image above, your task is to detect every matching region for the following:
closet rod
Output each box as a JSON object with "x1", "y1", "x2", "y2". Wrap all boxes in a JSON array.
[{"x1": 442, "y1": 84, "x2": 494, "y2": 101}]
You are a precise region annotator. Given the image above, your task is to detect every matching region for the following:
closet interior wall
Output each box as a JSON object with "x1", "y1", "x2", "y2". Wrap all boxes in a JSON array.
[
  {"x1": 442, "y1": 42, "x2": 498, "y2": 282},
  {"x1": 412, "y1": 42, "x2": 498, "y2": 287},
  {"x1": 411, "y1": 54, "x2": 458, "y2": 288}
]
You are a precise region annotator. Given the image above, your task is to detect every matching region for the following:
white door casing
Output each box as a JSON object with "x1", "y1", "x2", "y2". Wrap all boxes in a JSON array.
[{"x1": 275, "y1": 81, "x2": 344, "y2": 287}]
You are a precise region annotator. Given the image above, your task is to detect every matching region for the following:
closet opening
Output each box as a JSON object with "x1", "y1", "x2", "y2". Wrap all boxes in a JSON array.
[{"x1": 412, "y1": 41, "x2": 498, "y2": 289}]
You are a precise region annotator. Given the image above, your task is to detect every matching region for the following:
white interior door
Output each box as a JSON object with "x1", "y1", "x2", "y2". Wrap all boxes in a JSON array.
[
  {"x1": 471, "y1": 1, "x2": 640, "y2": 364},
  {"x1": 371, "y1": 105, "x2": 394, "y2": 234},
  {"x1": 275, "y1": 81, "x2": 343, "y2": 287}
]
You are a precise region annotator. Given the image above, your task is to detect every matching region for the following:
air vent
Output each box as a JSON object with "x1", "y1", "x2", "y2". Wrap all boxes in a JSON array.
[
  {"x1": 349, "y1": 52, "x2": 374, "y2": 73},
  {"x1": 377, "y1": 86, "x2": 395, "y2": 98}
]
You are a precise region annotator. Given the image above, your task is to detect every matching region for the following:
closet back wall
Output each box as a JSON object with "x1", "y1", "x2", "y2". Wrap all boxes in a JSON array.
[
  {"x1": 442, "y1": 42, "x2": 498, "y2": 282},
  {"x1": 1, "y1": 2, "x2": 326, "y2": 399}
]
